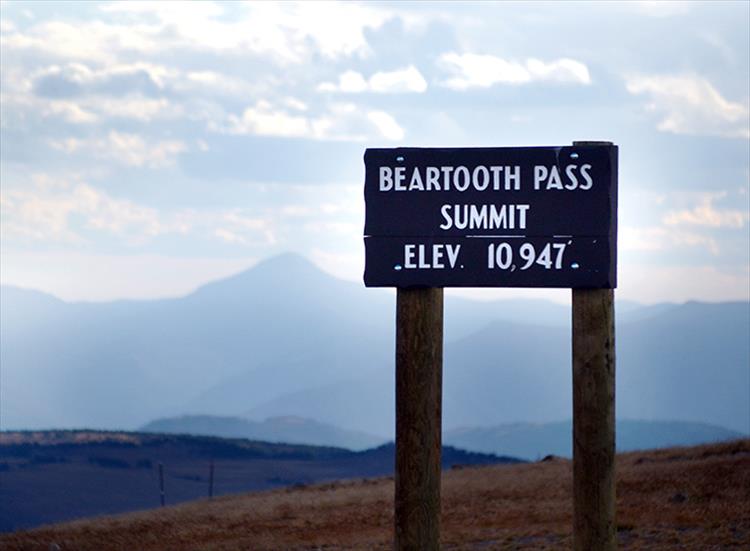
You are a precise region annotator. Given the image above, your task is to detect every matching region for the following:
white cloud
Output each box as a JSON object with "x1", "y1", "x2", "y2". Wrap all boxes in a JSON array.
[
  {"x1": 36, "y1": 96, "x2": 178, "y2": 124},
  {"x1": 101, "y1": 1, "x2": 394, "y2": 63},
  {"x1": 438, "y1": 53, "x2": 591, "y2": 89},
  {"x1": 1, "y1": 19, "x2": 17, "y2": 33},
  {"x1": 45, "y1": 101, "x2": 99, "y2": 124},
  {"x1": 322, "y1": 70, "x2": 368, "y2": 93},
  {"x1": 0, "y1": 19, "x2": 162, "y2": 63},
  {"x1": 628, "y1": 1, "x2": 691, "y2": 17},
  {"x1": 1, "y1": 61, "x2": 185, "y2": 127},
  {"x1": 663, "y1": 193, "x2": 749, "y2": 228},
  {"x1": 218, "y1": 211, "x2": 277, "y2": 245},
  {"x1": 620, "y1": 225, "x2": 720, "y2": 255},
  {"x1": 283, "y1": 97, "x2": 308, "y2": 112},
  {"x1": 626, "y1": 74, "x2": 750, "y2": 139},
  {"x1": 319, "y1": 66, "x2": 428, "y2": 94},
  {"x1": 216, "y1": 100, "x2": 405, "y2": 142},
  {"x1": 49, "y1": 132, "x2": 186, "y2": 168},
  {"x1": 0, "y1": 179, "x2": 166, "y2": 244},
  {"x1": 222, "y1": 100, "x2": 311, "y2": 138},
  {"x1": 31, "y1": 62, "x2": 172, "y2": 94},
  {"x1": 0, "y1": 176, "x2": 278, "y2": 248},
  {"x1": 367, "y1": 111, "x2": 405, "y2": 141}
]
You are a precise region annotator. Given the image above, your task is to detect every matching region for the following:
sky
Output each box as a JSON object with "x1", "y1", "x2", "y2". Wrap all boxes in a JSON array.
[{"x1": 1, "y1": 0, "x2": 748, "y2": 304}]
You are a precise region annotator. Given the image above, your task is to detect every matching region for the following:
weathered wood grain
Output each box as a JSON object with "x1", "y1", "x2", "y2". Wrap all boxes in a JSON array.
[
  {"x1": 395, "y1": 287, "x2": 444, "y2": 550},
  {"x1": 572, "y1": 287, "x2": 616, "y2": 551}
]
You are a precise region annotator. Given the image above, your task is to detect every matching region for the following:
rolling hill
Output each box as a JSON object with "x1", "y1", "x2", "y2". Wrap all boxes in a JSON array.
[
  {"x1": 3, "y1": 439, "x2": 748, "y2": 549},
  {"x1": 0, "y1": 430, "x2": 517, "y2": 533}
]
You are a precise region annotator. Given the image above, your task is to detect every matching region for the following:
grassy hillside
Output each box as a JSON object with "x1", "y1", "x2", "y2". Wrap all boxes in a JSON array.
[
  {"x1": 0, "y1": 430, "x2": 516, "y2": 532},
  {"x1": 3, "y1": 439, "x2": 748, "y2": 550}
]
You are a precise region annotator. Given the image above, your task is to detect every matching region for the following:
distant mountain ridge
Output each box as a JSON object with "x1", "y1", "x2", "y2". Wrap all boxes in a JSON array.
[
  {"x1": 140, "y1": 414, "x2": 743, "y2": 459},
  {"x1": 141, "y1": 415, "x2": 387, "y2": 451},
  {"x1": 2, "y1": 253, "x2": 748, "y2": 438},
  {"x1": 444, "y1": 419, "x2": 743, "y2": 460}
]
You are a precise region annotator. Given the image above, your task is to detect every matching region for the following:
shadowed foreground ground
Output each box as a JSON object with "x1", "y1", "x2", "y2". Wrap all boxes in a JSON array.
[{"x1": 3, "y1": 439, "x2": 749, "y2": 550}]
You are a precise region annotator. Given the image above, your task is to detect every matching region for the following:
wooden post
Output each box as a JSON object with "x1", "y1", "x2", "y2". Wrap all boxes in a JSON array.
[
  {"x1": 158, "y1": 462, "x2": 165, "y2": 507},
  {"x1": 572, "y1": 288, "x2": 616, "y2": 550},
  {"x1": 395, "y1": 287, "x2": 443, "y2": 551}
]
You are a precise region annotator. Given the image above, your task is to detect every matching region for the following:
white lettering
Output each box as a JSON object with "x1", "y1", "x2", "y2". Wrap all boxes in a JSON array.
[
  {"x1": 440, "y1": 166, "x2": 454, "y2": 191},
  {"x1": 565, "y1": 164, "x2": 578, "y2": 190},
  {"x1": 506, "y1": 165, "x2": 520, "y2": 190},
  {"x1": 547, "y1": 166, "x2": 563, "y2": 190},
  {"x1": 408, "y1": 168, "x2": 424, "y2": 191},
  {"x1": 402, "y1": 244, "x2": 460, "y2": 269},
  {"x1": 426, "y1": 167, "x2": 441, "y2": 190},
  {"x1": 446, "y1": 244, "x2": 460, "y2": 268},
  {"x1": 454, "y1": 166, "x2": 470, "y2": 191},
  {"x1": 490, "y1": 166, "x2": 503, "y2": 191},
  {"x1": 580, "y1": 164, "x2": 593, "y2": 190},
  {"x1": 472, "y1": 166, "x2": 490, "y2": 191},
  {"x1": 404, "y1": 244, "x2": 416, "y2": 268},
  {"x1": 440, "y1": 204, "x2": 452, "y2": 230},
  {"x1": 534, "y1": 165, "x2": 548, "y2": 190},
  {"x1": 395, "y1": 166, "x2": 406, "y2": 191},
  {"x1": 440, "y1": 204, "x2": 530, "y2": 230},
  {"x1": 379, "y1": 167, "x2": 393, "y2": 191}
]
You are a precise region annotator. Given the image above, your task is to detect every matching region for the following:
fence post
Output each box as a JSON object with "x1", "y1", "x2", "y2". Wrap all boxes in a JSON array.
[{"x1": 158, "y1": 462, "x2": 165, "y2": 507}]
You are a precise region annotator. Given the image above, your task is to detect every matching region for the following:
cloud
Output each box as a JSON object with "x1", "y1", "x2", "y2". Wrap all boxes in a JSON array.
[
  {"x1": 319, "y1": 71, "x2": 368, "y2": 93},
  {"x1": 44, "y1": 101, "x2": 99, "y2": 124},
  {"x1": 663, "y1": 193, "x2": 749, "y2": 228},
  {"x1": 2, "y1": 61, "x2": 184, "y2": 127},
  {"x1": 0, "y1": 18, "x2": 164, "y2": 64},
  {"x1": 220, "y1": 100, "x2": 310, "y2": 138},
  {"x1": 101, "y1": 1, "x2": 395, "y2": 63},
  {"x1": 626, "y1": 74, "x2": 750, "y2": 139},
  {"x1": 366, "y1": 111, "x2": 405, "y2": 141},
  {"x1": 620, "y1": 225, "x2": 720, "y2": 255},
  {"x1": 32, "y1": 62, "x2": 166, "y2": 98},
  {"x1": 0, "y1": 175, "x2": 277, "y2": 248},
  {"x1": 438, "y1": 53, "x2": 591, "y2": 89},
  {"x1": 627, "y1": 1, "x2": 691, "y2": 17},
  {"x1": 0, "y1": 178, "x2": 166, "y2": 244},
  {"x1": 215, "y1": 211, "x2": 277, "y2": 246},
  {"x1": 215, "y1": 100, "x2": 405, "y2": 142},
  {"x1": 319, "y1": 66, "x2": 428, "y2": 93},
  {"x1": 49, "y1": 132, "x2": 187, "y2": 168}
]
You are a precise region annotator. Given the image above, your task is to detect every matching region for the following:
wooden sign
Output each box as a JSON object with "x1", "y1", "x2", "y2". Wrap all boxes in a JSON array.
[
  {"x1": 364, "y1": 145, "x2": 617, "y2": 288},
  {"x1": 370, "y1": 141, "x2": 619, "y2": 551}
]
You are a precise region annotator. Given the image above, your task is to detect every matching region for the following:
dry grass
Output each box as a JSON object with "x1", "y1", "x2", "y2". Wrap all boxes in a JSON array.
[{"x1": 3, "y1": 439, "x2": 749, "y2": 550}]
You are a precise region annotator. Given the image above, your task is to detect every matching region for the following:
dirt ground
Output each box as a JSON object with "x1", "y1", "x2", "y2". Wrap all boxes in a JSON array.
[{"x1": 3, "y1": 439, "x2": 749, "y2": 550}]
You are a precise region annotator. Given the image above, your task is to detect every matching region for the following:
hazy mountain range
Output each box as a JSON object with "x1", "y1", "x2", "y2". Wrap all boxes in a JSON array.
[
  {"x1": 2, "y1": 253, "x2": 748, "y2": 441},
  {"x1": 141, "y1": 415, "x2": 386, "y2": 451},
  {"x1": 142, "y1": 414, "x2": 743, "y2": 459}
]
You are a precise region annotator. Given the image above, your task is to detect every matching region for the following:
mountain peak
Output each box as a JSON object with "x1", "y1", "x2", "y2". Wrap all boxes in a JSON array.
[
  {"x1": 251, "y1": 252, "x2": 321, "y2": 275},
  {"x1": 189, "y1": 252, "x2": 338, "y2": 301}
]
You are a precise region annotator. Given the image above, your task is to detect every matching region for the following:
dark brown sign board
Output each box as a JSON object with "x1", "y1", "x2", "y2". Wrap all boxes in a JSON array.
[{"x1": 364, "y1": 144, "x2": 617, "y2": 288}]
